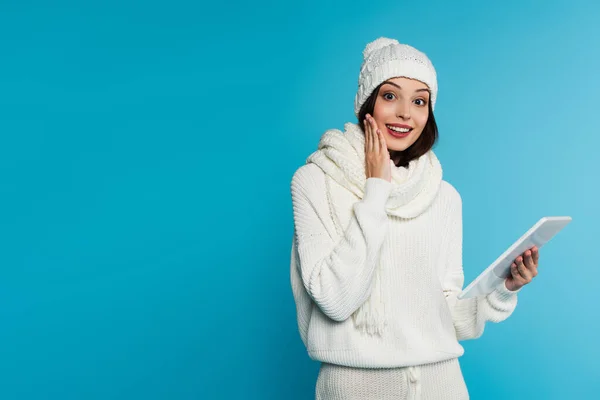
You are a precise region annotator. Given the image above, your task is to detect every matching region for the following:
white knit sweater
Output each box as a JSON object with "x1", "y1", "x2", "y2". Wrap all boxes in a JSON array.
[{"x1": 290, "y1": 161, "x2": 520, "y2": 368}]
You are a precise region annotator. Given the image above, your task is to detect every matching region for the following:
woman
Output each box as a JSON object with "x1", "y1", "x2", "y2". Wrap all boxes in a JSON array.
[{"x1": 289, "y1": 37, "x2": 540, "y2": 399}]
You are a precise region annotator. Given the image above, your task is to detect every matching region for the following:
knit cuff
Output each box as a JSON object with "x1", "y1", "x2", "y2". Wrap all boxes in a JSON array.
[
  {"x1": 363, "y1": 177, "x2": 393, "y2": 207},
  {"x1": 491, "y1": 278, "x2": 522, "y2": 302}
]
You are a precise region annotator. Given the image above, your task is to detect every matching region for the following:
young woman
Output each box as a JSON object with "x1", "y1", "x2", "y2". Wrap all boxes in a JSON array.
[{"x1": 289, "y1": 37, "x2": 540, "y2": 400}]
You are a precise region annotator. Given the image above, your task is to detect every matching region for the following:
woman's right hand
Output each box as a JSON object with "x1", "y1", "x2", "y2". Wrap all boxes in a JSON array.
[{"x1": 364, "y1": 114, "x2": 391, "y2": 183}]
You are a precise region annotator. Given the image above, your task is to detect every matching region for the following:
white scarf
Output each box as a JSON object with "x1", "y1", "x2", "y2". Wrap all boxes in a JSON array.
[{"x1": 306, "y1": 122, "x2": 443, "y2": 335}]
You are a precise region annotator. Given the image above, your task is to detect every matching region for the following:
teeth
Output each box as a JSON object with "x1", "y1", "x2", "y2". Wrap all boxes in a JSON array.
[{"x1": 387, "y1": 125, "x2": 411, "y2": 133}]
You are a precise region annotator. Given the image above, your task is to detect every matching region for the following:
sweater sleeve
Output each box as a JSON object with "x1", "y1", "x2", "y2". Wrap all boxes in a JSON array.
[
  {"x1": 442, "y1": 189, "x2": 522, "y2": 341},
  {"x1": 291, "y1": 166, "x2": 392, "y2": 322}
]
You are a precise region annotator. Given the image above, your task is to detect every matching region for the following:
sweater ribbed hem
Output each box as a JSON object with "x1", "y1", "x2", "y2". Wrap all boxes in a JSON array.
[
  {"x1": 492, "y1": 279, "x2": 522, "y2": 302},
  {"x1": 308, "y1": 347, "x2": 464, "y2": 369}
]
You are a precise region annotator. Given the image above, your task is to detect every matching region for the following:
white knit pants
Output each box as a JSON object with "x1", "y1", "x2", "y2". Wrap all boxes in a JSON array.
[{"x1": 315, "y1": 358, "x2": 469, "y2": 400}]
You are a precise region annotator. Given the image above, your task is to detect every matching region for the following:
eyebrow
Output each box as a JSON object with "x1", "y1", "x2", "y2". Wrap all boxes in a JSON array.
[{"x1": 382, "y1": 81, "x2": 430, "y2": 94}]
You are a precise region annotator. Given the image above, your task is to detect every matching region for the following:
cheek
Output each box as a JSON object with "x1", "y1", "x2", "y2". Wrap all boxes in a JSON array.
[
  {"x1": 414, "y1": 109, "x2": 429, "y2": 128},
  {"x1": 373, "y1": 101, "x2": 394, "y2": 120}
]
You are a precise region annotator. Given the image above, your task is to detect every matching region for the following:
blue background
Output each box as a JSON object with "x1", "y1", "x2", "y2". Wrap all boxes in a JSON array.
[{"x1": 0, "y1": 0, "x2": 598, "y2": 398}]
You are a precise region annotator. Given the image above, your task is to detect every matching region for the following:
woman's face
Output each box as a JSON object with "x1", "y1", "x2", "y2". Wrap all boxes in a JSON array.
[{"x1": 371, "y1": 77, "x2": 431, "y2": 152}]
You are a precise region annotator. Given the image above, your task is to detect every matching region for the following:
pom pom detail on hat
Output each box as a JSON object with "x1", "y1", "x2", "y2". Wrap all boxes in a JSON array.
[
  {"x1": 354, "y1": 37, "x2": 438, "y2": 117},
  {"x1": 363, "y1": 37, "x2": 399, "y2": 59}
]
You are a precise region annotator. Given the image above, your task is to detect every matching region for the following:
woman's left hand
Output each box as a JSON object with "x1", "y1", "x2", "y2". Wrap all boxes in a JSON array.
[{"x1": 505, "y1": 246, "x2": 540, "y2": 292}]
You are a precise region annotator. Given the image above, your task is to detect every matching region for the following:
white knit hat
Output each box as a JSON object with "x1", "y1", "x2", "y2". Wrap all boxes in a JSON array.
[{"x1": 354, "y1": 37, "x2": 438, "y2": 116}]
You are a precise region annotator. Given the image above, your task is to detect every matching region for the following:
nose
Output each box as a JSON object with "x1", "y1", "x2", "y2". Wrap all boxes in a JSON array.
[{"x1": 396, "y1": 101, "x2": 411, "y2": 119}]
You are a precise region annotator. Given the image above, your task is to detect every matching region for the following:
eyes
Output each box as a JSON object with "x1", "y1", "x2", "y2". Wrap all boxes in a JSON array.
[{"x1": 382, "y1": 92, "x2": 428, "y2": 106}]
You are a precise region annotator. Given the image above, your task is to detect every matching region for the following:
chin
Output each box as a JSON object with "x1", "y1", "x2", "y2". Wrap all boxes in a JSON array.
[
  {"x1": 387, "y1": 142, "x2": 415, "y2": 152},
  {"x1": 384, "y1": 132, "x2": 420, "y2": 152}
]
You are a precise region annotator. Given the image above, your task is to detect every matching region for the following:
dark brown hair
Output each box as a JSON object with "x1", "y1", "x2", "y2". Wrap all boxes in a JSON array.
[{"x1": 357, "y1": 80, "x2": 438, "y2": 168}]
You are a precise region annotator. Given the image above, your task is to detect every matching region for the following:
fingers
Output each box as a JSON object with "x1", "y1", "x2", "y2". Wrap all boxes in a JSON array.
[
  {"x1": 517, "y1": 256, "x2": 532, "y2": 280},
  {"x1": 365, "y1": 114, "x2": 379, "y2": 154},
  {"x1": 368, "y1": 114, "x2": 379, "y2": 135},
  {"x1": 531, "y1": 246, "x2": 539, "y2": 265},
  {"x1": 510, "y1": 261, "x2": 528, "y2": 287},
  {"x1": 373, "y1": 119, "x2": 386, "y2": 152},
  {"x1": 372, "y1": 122, "x2": 380, "y2": 156},
  {"x1": 512, "y1": 256, "x2": 533, "y2": 284},
  {"x1": 364, "y1": 117, "x2": 371, "y2": 153},
  {"x1": 378, "y1": 128, "x2": 386, "y2": 152},
  {"x1": 523, "y1": 249, "x2": 538, "y2": 277},
  {"x1": 509, "y1": 246, "x2": 540, "y2": 290},
  {"x1": 510, "y1": 262, "x2": 522, "y2": 284}
]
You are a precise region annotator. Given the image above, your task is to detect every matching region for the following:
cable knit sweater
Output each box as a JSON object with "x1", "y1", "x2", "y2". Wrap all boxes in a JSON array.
[{"x1": 289, "y1": 131, "x2": 520, "y2": 368}]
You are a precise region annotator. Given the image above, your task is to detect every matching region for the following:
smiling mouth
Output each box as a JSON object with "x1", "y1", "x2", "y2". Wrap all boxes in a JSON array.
[{"x1": 386, "y1": 124, "x2": 413, "y2": 138}]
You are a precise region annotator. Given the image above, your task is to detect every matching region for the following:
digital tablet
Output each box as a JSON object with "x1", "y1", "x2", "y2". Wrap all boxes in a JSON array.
[{"x1": 457, "y1": 216, "x2": 572, "y2": 299}]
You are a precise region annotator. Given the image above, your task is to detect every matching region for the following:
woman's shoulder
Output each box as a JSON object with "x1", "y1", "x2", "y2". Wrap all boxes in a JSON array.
[
  {"x1": 291, "y1": 164, "x2": 326, "y2": 196},
  {"x1": 439, "y1": 179, "x2": 462, "y2": 207}
]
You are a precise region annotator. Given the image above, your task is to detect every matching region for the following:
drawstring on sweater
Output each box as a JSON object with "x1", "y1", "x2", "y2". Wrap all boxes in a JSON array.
[{"x1": 406, "y1": 366, "x2": 421, "y2": 400}]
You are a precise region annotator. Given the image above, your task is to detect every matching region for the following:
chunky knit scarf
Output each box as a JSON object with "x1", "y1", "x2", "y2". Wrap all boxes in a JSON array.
[{"x1": 306, "y1": 122, "x2": 443, "y2": 335}]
